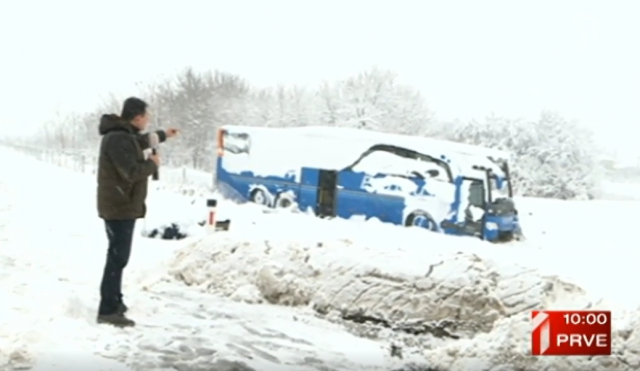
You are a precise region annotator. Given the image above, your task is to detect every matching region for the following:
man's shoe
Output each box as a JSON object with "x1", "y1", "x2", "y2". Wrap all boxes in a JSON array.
[
  {"x1": 97, "y1": 313, "x2": 136, "y2": 328},
  {"x1": 117, "y1": 302, "x2": 128, "y2": 315}
]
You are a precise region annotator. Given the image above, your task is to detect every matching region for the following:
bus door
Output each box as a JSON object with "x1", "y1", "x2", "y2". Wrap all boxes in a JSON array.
[{"x1": 316, "y1": 169, "x2": 338, "y2": 218}]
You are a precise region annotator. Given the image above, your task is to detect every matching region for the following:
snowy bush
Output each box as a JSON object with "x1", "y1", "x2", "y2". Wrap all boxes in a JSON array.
[
  {"x1": 318, "y1": 68, "x2": 433, "y2": 135},
  {"x1": 435, "y1": 112, "x2": 603, "y2": 199}
]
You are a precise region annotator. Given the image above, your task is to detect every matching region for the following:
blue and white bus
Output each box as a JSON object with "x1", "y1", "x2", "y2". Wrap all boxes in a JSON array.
[{"x1": 215, "y1": 125, "x2": 523, "y2": 242}]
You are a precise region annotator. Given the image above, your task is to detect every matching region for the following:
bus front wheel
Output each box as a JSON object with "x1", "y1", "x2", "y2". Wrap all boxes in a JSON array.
[{"x1": 405, "y1": 211, "x2": 437, "y2": 232}]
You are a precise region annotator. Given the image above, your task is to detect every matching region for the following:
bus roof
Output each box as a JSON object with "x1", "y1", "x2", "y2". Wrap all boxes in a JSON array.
[{"x1": 221, "y1": 125, "x2": 511, "y2": 161}]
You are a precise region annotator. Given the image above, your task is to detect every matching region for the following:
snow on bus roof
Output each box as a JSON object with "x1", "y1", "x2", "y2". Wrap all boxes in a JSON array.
[
  {"x1": 221, "y1": 125, "x2": 511, "y2": 161},
  {"x1": 293, "y1": 126, "x2": 510, "y2": 160}
]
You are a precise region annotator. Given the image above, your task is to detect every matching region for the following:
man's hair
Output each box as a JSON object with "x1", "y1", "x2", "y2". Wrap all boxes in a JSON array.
[{"x1": 121, "y1": 97, "x2": 148, "y2": 121}]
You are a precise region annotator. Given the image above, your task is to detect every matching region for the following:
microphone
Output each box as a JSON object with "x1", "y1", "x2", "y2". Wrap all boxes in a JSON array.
[{"x1": 149, "y1": 132, "x2": 160, "y2": 181}]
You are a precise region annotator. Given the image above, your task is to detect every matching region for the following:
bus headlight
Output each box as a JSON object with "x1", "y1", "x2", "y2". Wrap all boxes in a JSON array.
[{"x1": 486, "y1": 222, "x2": 498, "y2": 231}]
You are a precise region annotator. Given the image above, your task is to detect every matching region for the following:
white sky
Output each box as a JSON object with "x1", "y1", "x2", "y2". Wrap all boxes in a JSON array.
[{"x1": 0, "y1": 0, "x2": 639, "y2": 158}]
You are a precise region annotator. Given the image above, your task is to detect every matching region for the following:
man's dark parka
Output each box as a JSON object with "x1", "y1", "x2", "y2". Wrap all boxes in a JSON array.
[{"x1": 96, "y1": 114, "x2": 166, "y2": 220}]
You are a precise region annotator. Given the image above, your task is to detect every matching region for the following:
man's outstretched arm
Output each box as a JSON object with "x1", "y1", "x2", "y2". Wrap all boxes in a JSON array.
[{"x1": 136, "y1": 130, "x2": 167, "y2": 151}]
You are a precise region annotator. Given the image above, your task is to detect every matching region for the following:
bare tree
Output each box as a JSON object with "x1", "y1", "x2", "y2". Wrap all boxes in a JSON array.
[
  {"x1": 20, "y1": 66, "x2": 435, "y2": 174},
  {"x1": 317, "y1": 81, "x2": 339, "y2": 125},
  {"x1": 248, "y1": 88, "x2": 278, "y2": 126}
]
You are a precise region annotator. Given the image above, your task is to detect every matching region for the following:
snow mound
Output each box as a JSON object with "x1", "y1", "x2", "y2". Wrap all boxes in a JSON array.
[
  {"x1": 0, "y1": 331, "x2": 34, "y2": 371},
  {"x1": 167, "y1": 206, "x2": 640, "y2": 369},
  {"x1": 171, "y1": 234, "x2": 586, "y2": 337}
]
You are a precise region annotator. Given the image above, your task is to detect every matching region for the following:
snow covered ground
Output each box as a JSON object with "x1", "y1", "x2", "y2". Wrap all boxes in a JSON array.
[
  {"x1": 601, "y1": 180, "x2": 640, "y2": 201},
  {"x1": 2, "y1": 146, "x2": 640, "y2": 370}
]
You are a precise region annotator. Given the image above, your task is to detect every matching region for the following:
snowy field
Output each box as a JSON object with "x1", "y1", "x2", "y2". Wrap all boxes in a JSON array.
[{"x1": 2, "y1": 147, "x2": 640, "y2": 371}]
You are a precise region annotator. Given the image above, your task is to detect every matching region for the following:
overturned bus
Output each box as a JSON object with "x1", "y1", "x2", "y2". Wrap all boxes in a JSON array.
[{"x1": 215, "y1": 125, "x2": 523, "y2": 242}]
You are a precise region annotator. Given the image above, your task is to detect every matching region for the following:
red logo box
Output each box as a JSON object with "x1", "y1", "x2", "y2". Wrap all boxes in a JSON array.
[{"x1": 531, "y1": 310, "x2": 611, "y2": 356}]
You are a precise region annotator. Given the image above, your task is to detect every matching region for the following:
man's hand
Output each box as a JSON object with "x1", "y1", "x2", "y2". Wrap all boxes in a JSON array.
[
  {"x1": 149, "y1": 153, "x2": 160, "y2": 167},
  {"x1": 166, "y1": 128, "x2": 180, "y2": 138}
]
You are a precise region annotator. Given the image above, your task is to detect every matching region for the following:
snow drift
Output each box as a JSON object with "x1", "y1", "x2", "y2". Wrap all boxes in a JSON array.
[{"x1": 168, "y1": 205, "x2": 640, "y2": 370}]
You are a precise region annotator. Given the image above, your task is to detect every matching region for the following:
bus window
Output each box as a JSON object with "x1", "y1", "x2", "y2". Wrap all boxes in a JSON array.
[
  {"x1": 413, "y1": 161, "x2": 449, "y2": 182},
  {"x1": 349, "y1": 145, "x2": 452, "y2": 182},
  {"x1": 491, "y1": 177, "x2": 510, "y2": 200},
  {"x1": 222, "y1": 132, "x2": 251, "y2": 155},
  {"x1": 351, "y1": 149, "x2": 414, "y2": 175},
  {"x1": 468, "y1": 180, "x2": 485, "y2": 208}
]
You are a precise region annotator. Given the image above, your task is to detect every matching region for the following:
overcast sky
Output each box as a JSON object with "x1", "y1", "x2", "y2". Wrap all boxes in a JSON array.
[{"x1": 1, "y1": 0, "x2": 639, "y2": 157}]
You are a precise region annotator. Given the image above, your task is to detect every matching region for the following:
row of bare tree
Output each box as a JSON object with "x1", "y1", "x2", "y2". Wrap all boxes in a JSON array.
[{"x1": 33, "y1": 67, "x2": 433, "y2": 170}]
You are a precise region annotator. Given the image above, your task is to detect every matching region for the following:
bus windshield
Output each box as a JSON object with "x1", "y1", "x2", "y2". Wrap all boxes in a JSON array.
[
  {"x1": 468, "y1": 180, "x2": 485, "y2": 208},
  {"x1": 491, "y1": 176, "x2": 511, "y2": 199}
]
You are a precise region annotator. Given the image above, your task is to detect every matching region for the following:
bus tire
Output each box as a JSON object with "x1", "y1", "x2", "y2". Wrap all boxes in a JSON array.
[
  {"x1": 405, "y1": 211, "x2": 438, "y2": 232},
  {"x1": 274, "y1": 192, "x2": 295, "y2": 209},
  {"x1": 250, "y1": 188, "x2": 270, "y2": 206}
]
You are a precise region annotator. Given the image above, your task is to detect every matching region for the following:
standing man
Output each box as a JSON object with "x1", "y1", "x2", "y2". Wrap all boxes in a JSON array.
[{"x1": 96, "y1": 97, "x2": 178, "y2": 327}]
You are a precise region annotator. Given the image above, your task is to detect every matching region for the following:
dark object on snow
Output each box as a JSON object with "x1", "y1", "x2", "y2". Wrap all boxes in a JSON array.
[
  {"x1": 147, "y1": 223, "x2": 188, "y2": 240},
  {"x1": 390, "y1": 343, "x2": 403, "y2": 359},
  {"x1": 96, "y1": 113, "x2": 167, "y2": 220},
  {"x1": 338, "y1": 310, "x2": 460, "y2": 339},
  {"x1": 215, "y1": 219, "x2": 231, "y2": 231},
  {"x1": 97, "y1": 313, "x2": 135, "y2": 328},
  {"x1": 144, "y1": 219, "x2": 232, "y2": 241},
  {"x1": 98, "y1": 219, "x2": 137, "y2": 323},
  {"x1": 197, "y1": 219, "x2": 231, "y2": 231}
]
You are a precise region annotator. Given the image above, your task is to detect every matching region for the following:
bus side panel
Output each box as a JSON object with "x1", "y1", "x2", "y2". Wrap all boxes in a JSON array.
[
  {"x1": 335, "y1": 171, "x2": 377, "y2": 220},
  {"x1": 216, "y1": 157, "x2": 299, "y2": 207},
  {"x1": 375, "y1": 196, "x2": 407, "y2": 225},
  {"x1": 334, "y1": 171, "x2": 405, "y2": 224},
  {"x1": 216, "y1": 157, "x2": 248, "y2": 203},
  {"x1": 358, "y1": 172, "x2": 416, "y2": 225},
  {"x1": 347, "y1": 172, "x2": 447, "y2": 226},
  {"x1": 298, "y1": 168, "x2": 320, "y2": 213}
]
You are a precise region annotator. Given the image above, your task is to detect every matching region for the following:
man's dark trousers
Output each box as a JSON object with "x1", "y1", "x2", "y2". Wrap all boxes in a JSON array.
[{"x1": 98, "y1": 219, "x2": 136, "y2": 315}]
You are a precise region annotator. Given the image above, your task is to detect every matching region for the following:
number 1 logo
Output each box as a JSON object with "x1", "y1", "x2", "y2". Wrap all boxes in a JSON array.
[{"x1": 532, "y1": 311, "x2": 551, "y2": 355}]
